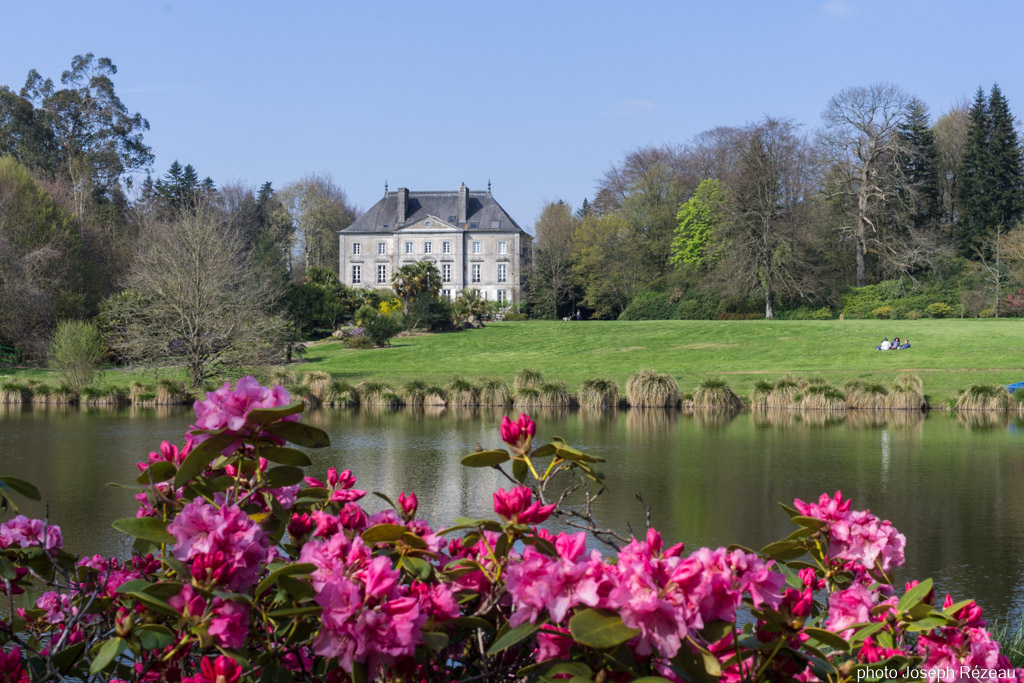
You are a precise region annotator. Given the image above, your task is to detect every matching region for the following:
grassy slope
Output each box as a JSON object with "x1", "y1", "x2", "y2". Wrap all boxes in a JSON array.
[
  {"x1": 3, "y1": 319, "x2": 1022, "y2": 404},
  {"x1": 299, "y1": 319, "x2": 1024, "y2": 405}
]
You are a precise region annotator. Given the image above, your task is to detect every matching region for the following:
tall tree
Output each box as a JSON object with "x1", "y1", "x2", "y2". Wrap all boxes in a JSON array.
[
  {"x1": 671, "y1": 178, "x2": 728, "y2": 270},
  {"x1": 572, "y1": 213, "x2": 646, "y2": 318},
  {"x1": 933, "y1": 100, "x2": 970, "y2": 234},
  {"x1": 391, "y1": 261, "x2": 441, "y2": 315},
  {"x1": 531, "y1": 200, "x2": 580, "y2": 318},
  {"x1": 957, "y1": 87, "x2": 993, "y2": 255},
  {"x1": 280, "y1": 174, "x2": 356, "y2": 278},
  {"x1": 897, "y1": 97, "x2": 940, "y2": 233},
  {"x1": 18, "y1": 54, "x2": 153, "y2": 215},
  {"x1": 819, "y1": 83, "x2": 911, "y2": 286}
]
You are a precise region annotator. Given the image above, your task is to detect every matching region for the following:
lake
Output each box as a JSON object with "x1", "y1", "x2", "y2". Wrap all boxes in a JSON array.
[{"x1": 2, "y1": 404, "x2": 1024, "y2": 622}]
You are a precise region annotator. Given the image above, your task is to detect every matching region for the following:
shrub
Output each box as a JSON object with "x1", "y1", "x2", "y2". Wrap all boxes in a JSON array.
[
  {"x1": 979, "y1": 308, "x2": 996, "y2": 318},
  {"x1": 408, "y1": 295, "x2": 453, "y2": 332},
  {"x1": 578, "y1": 378, "x2": 620, "y2": 409},
  {"x1": 618, "y1": 291, "x2": 675, "y2": 320},
  {"x1": 362, "y1": 312, "x2": 404, "y2": 347},
  {"x1": 626, "y1": 369, "x2": 680, "y2": 408},
  {"x1": 674, "y1": 296, "x2": 722, "y2": 320},
  {"x1": 905, "y1": 309, "x2": 922, "y2": 320},
  {"x1": 692, "y1": 378, "x2": 743, "y2": 410},
  {"x1": 47, "y1": 320, "x2": 105, "y2": 393},
  {"x1": 513, "y1": 368, "x2": 544, "y2": 392},
  {"x1": 347, "y1": 335, "x2": 375, "y2": 349},
  {"x1": 925, "y1": 302, "x2": 953, "y2": 318},
  {"x1": 502, "y1": 312, "x2": 528, "y2": 321},
  {"x1": 872, "y1": 306, "x2": 893, "y2": 319},
  {"x1": 811, "y1": 306, "x2": 833, "y2": 320}
]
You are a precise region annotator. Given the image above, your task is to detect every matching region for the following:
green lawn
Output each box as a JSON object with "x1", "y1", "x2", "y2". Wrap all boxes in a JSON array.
[
  {"x1": 4, "y1": 319, "x2": 1023, "y2": 405},
  {"x1": 297, "y1": 319, "x2": 1024, "y2": 405}
]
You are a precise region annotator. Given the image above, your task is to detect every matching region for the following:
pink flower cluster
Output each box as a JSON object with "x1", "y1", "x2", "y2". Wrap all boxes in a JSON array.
[
  {"x1": 916, "y1": 595, "x2": 1024, "y2": 683},
  {"x1": 305, "y1": 467, "x2": 366, "y2": 504},
  {"x1": 493, "y1": 486, "x2": 556, "y2": 525},
  {"x1": 182, "y1": 655, "x2": 242, "y2": 683},
  {"x1": 0, "y1": 646, "x2": 28, "y2": 683},
  {"x1": 169, "y1": 585, "x2": 250, "y2": 649},
  {"x1": 299, "y1": 533, "x2": 428, "y2": 672},
  {"x1": 167, "y1": 501, "x2": 273, "y2": 592},
  {"x1": 0, "y1": 515, "x2": 62, "y2": 551},
  {"x1": 794, "y1": 491, "x2": 906, "y2": 575},
  {"x1": 506, "y1": 527, "x2": 784, "y2": 660},
  {"x1": 191, "y1": 376, "x2": 295, "y2": 441}
]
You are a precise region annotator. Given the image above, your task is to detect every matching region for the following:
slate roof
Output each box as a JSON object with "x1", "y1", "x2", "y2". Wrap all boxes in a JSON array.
[{"x1": 341, "y1": 189, "x2": 526, "y2": 234}]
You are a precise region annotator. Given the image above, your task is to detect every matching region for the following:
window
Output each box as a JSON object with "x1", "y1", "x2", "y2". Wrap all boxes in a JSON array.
[
  {"x1": 442, "y1": 289, "x2": 450, "y2": 299},
  {"x1": 497, "y1": 264, "x2": 507, "y2": 283},
  {"x1": 352, "y1": 243, "x2": 361, "y2": 256},
  {"x1": 377, "y1": 242, "x2": 386, "y2": 255},
  {"x1": 424, "y1": 220, "x2": 432, "y2": 227},
  {"x1": 472, "y1": 241, "x2": 481, "y2": 255},
  {"x1": 442, "y1": 241, "x2": 451, "y2": 254},
  {"x1": 442, "y1": 264, "x2": 451, "y2": 283},
  {"x1": 424, "y1": 242, "x2": 432, "y2": 254},
  {"x1": 352, "y1": 265, "x2": 361, "y2": 284},
  {"x1": 377, "y1": 264, "x2": 387, "y2": 284},
  {"x1": 405, "y1": 241, "x2": 413, "y2": 255},
  {"x1": 497, "y1": 289, "x2": 506, "y2": 303},
  {"x1": 498, "y1": 241, "x2": 507, "y2": 255},
  {"x1": 469, "y1": 222, "x2": 479, "y2": 230},
  {"x1": 471, "y1": 264, "x2": 481, "y2": 283},
  {"x1": 448, "y1": 216, "x2": 456, "y2": 223}
]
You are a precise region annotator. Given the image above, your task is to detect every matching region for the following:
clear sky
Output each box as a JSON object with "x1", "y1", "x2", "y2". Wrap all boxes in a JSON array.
[{"x1": 1, "y1": 0, "x2": 1020, "y2": 231}]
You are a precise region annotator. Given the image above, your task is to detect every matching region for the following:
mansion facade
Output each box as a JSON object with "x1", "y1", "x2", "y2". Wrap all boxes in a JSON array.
[{"x1": 338, "y1": 184, "x2": 532, "y2": 306}]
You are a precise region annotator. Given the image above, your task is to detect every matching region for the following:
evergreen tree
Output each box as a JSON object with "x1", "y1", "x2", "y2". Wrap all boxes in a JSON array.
[
  {"x1": 957, "y1": 85, "x2": 1024, "y2": 255},
  {"x1": 897, "y1": 97, "x2": 940, "y2": 232}
]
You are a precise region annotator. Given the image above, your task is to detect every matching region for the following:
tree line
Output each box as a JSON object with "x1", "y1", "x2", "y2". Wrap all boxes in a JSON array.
[{"x1": 530, "y1": 83, "x2": 1024, "y2": 320}]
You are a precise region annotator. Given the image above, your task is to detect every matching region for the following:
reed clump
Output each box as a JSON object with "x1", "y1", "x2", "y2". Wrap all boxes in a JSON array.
[
  {"x1": 626, "y1": 369, "x2": 680, "y2": 408},
  {"x1": 766, "y1": 375, "x2": 801, "y2": 409},
  {"x1": 748, "y1": 380, "x2": 774, "y2": 410},
  {"x1": 401, "y1": 380, "x2": 429, "y2": 406},
  {"x1": 513, "y1": 368, "x2": 544, "y2": 393},
  {"x1": 155, "y1": 378, "x2": 188, "y2": 405},
  {"x1": 357, "y1": 381, "x2": 396, "y2": 406},
  {"x1": 423, "y1": 386, "x2": 447, "y2": 407},
  {"x1": 270, "y1": 369, "x2": 296, "y2": 387},
  {"x1": 325, "y1": 379, "x2": 358, "y2": 406},
  {"x1": 796, "y1": 383, "x2": 846, "y2": 411},
  {"x1": 692, "y1": 378, "x2": 743, "y2": 411},
  {"x1": 578, "y1": 378, "x2": 620, "y2": 410},
  {"x1": 479, "y1": 378, "x2": 512, "y2": 407},
  {"x1": 955, "y1": 384, "x2": 1011, "y2": 412},
  {"x1": 301, "y1": 371, "x2": 332, "y2": 405},
  {"x1": 843, "y1": 380, "x2": 889, "y2": 410},
  {"x1": 538, "y1": 382, "x2": 573, "y2": 408},
  {"x1": 886, "y1": 373, "x2": 927, "y2": 411},
  {"x1": 513, "y1": 386, "x2": 543, "y2": 410},
  {"x1": 0, "y1": 380, "x2": 31, "y2": 404},
  {"x1": 446, "y1": 377, "x2": 481, "y2": 406}
]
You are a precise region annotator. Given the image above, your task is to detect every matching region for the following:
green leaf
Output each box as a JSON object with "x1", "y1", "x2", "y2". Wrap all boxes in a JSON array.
[
  {"x1": 897, "y1": 578, "x2": 933, "y2": 613},
  {"x1": 850, "y1": 621, "x2": 886, "y2": 645},
  {"x1": 372, "y1": 491, "x2": 397, "y2": 509},
  {"x1": 791, "y1": 515, "x2": 828, "y2": 531},
  {"x1": 568, "y1": 608, "x2": 640, "y2": 649},
  {"x1": 700, "y1": 620, "x2": 732, "y2": 643},
  {"x1": 400, "y1": 555, "x2": 433, "y2": 581},
  {"x1": 174, "y1": 433, "x2": 237, "y2": 487},
  {"x1": 255, "y1": 563, "x2": 316, "y2": 598},
  {"x1": 112, "y1": 517, "x2": 174, "y2": 544},
  {"x1": 137, "y1": 624, "x2": 176, "y2": 650},
  {"x1": 90, "y1": 637, "x2": 125, "y2": 673},
  {"x1": 248, "y1": 401, "x2": 305, "y2": 425},
  {"x1": 461, "y1": 449, "x2": 511, "y2": 467},
  {"x1": 135, "y1": 460, "x2": 176, "y2": 485},
  {"x1": 512, "y1": 458, "x2": 529, "y2": 483},
  {"x1": 119, "y1": 590, "x2": 178, "y2": 615},
  {"x1": 943, "y1": 598, "x2": 975, "y2": 616},
  {"x1": 760, "y1": 540, "x2": 806, "y2": 561},
  {"x1": 0, "y1": 555, "x2": 16, "y2": 580},
  {"x1": 803, "y1": 627, "x2": 850, "y2": 651},
  {"x1": 362, "y1": 524, "x2": 408, "y2": 543},
  {"x1": 259, "y1": 659, "x2": 295, "y2": 683},
  {"x1": 539, "y1": 662, "x2": 592, "y2": 678},
  {"x1": 906, "y1": 615, "x2": 952, "y2": 632},
  {"x1": 263, "y1": 422, "x2": 330, "y2": 448},
  {"x1": 486, "y1": 620, "x2": 544, "y2": 655},
  {"x1": 0, "y1": 476, "x2": 41, "y2": 501},
  {"x1": 264, "y1": 466, "x2": 304, "y2": 487},
  {"x1": 267, "y1": 605, "x2": 322, "y2": 617},
  {"x1": 421, "y1": 631, "x2": 449, "y2": 651},
  {"x1": 50, "y1": 641, "x2": 85, "y2": 674},
  {"x1": 258, "y1": 446, "x2": 311, "y2": 467}
]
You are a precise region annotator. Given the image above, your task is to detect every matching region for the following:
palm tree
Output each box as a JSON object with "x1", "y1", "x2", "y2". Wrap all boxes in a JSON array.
[
  {"x1": 453, "y1": 288, "x2": 488, "y2": 323},
  {"x1": 391, "y1": 262, "x2": 441, "y2": 314}
]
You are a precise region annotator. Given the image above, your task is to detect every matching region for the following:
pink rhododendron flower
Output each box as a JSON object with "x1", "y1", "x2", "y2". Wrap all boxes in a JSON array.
[
  {"x1": 398, "y1": 492, "x2": 417, "y2": 519},
  {"x1": 183, "y1": 655, "x2": 242, "y2": 683},
  {"x1": 35, "y1": 592, "x2": 73, "y2": 624},
  {"x1": 170, "y1": 585, "x2": 208, "y2": 621},
  {"x1": 500, "y1": 413, "x2": 536, "y2": 449},
  {"x1": 167, "y1": 501, "x2": 272, "y2": 592},
  {"x1": 326, "y1": 468, "x2": 366, "y2": 503},
  {"x1": 208, "y1": 599, "x2": 250, "y2": 649},
  {"x1": 535, "y1": 626, "x2": 573, "y2": 663},
  {"x1": 0, "y1": 515, "x2": 62, "y2": 550},
  {"x1": 0, "y1": 646, "x2": 29, "y2": 683},
  {"x1": 794, "y1": 490, "x2": 906, "y2": 575},
  {"x1": 190, "y1": 376, "x2": 295, "y2": 443},
  {"x1": 826, "y1": 582, "x2": 879, "y2": 637},
  {"x1": 493, "y1": 486, "x2": 556, "y2": 525}
]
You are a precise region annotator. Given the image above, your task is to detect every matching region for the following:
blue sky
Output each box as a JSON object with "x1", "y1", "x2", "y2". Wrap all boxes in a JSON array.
[{"x1": 1, "y1": 1, "x2": 1020, "y2": 231}]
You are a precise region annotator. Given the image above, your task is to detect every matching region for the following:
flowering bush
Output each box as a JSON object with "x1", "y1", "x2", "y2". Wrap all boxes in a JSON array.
[{"x1": 0, "y1": 379, "x2": 1021, "y2": 682}]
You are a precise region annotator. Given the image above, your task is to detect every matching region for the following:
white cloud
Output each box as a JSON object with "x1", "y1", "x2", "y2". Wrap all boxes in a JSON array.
[
  {"x1": 603, "y1": 99, "x2": 656, "y2": 119},
  {"x1": 822, "y1": 0, "x2": 856, "y2": 16}
]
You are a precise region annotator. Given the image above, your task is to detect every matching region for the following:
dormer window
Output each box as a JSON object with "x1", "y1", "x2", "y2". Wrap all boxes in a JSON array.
[
  {"x1": 425, "y1": 220, "x2": 432, "y2": 227},
  {"x1": 469, "y1": 222, "x2": 479, "y2": 230},
  {"x1": 448, "y1": 216, "x2": 456, "y2": 222}
]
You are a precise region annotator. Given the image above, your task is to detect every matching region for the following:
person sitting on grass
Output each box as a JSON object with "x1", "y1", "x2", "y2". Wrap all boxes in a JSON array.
[
  {"x1": 891, "y1": 337, "x2": 900, "y2": 350},
  {"x1": 900, "y1": 339, "x2": 910, "y2": 349},
  {"x1": 877, "y1": 338, "x2": 890, "y2": 350}
]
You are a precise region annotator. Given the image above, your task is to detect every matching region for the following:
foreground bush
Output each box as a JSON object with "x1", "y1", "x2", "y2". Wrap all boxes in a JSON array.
[{"x1": 0, "y1": 379, "x2": 1021, "y2": 682}]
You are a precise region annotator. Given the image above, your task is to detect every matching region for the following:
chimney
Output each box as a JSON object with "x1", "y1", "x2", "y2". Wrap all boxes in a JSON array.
[
  {"x1": 396, "y1": 187, "x2": 408, "y2": 225},
  {"x1": 457, "y1": 183, "x2": 468, "y2": 225}
]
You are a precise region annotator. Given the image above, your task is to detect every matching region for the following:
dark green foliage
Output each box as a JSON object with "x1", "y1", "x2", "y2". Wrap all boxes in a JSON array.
[
  {"x1": 407, "y1": 295, "x2": 453, "y2": 332},
  {"x1": 361, "y1": 313, "x2": 403, "y2": 347},
  {"x1": 839, "y1": 278, "x2": 961, "y2": 319},
  {"x1": 619, "y1": 291, "x2": 675, "y2": 320},
  {"x1": 897, "y1": 97, "x2": 940, "y2": 233},
  {"x1": 285, "y1": 268, "x2": 361, "y2": 337},
  {"x1": 673, "y1": 296, "x2": 723, "y2": 320},
  {"x1": 957, "y1": 85, "x2": 1024, "y2": 256}
]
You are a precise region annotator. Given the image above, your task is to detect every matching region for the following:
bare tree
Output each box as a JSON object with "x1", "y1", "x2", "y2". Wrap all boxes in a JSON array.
[
  {"x1": 723, "y1": 117, "x2": 821, "y2": 319},
  {"x1": 933, "y1": 99, "x2": 970, "y2": 231},
  {"x1": 531, "y1": 201, "x2": 579, "y2": 318},
  {"x1": 115, "y1": 202, "x2": 287, "y2": 387},
  {"x1": 819, "y1": 83, "x2": 912, "y2": 286},
  {"x1": 279, "y1": 174, "x2": 356, "y2": 278}
]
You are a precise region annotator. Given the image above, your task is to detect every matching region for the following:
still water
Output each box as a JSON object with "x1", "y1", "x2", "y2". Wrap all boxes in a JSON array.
[{"x1": 2, "y1": 404, "x2": 1024, "y2": 622}]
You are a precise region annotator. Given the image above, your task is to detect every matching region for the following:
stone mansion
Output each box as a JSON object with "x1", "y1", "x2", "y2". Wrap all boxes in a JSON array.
[{"x1": 338, "y1": 184, "x2": 532, "y2": 306}]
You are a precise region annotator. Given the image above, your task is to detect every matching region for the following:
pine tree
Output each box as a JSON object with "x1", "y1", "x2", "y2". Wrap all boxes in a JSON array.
[
  {"x1": 957, "y1": 87, "x2": 990, "y2": 255},
  {"x1": 986, "y1": 84, "x2": 1024, "y2": 231},
  {"x1": 897, "y1": 97, "x2": 940, "y2": 232}
]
